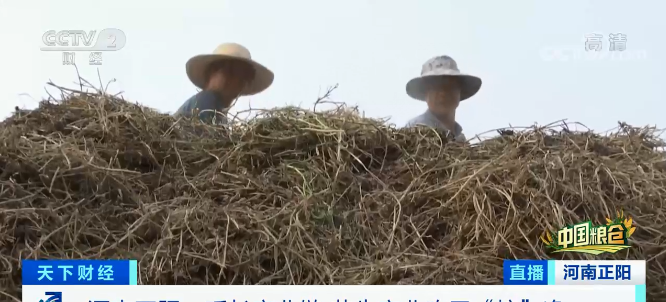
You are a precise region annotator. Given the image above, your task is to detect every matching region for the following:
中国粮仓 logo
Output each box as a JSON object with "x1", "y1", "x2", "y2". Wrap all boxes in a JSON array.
[{"x1": 541, "y1": 210, "x2": 636, "y2": 255}]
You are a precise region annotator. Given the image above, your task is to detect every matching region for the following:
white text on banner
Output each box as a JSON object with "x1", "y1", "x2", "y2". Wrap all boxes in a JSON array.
[{"x1": 553, "y1": 260, "x2": 645, "y2": 285}]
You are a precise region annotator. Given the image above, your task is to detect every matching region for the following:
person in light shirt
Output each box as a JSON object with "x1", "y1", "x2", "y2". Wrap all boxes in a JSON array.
[{"x1": 405, "y1": 55, "x2": 482, "y2": 142}]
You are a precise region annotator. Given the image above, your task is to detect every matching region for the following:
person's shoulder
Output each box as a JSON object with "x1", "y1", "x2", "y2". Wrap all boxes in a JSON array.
[
  {"x1": 405, "y1": 112, "x2": 429, "y2": 127},
  {"x1": 174, "y1": 96, "x2": 193, "y2": 117},
  {"x1": 191, "y1": 90, "x2": 219, "y2": 105},
  {"x1": 175, "y1": 91, "x2": 217, "y2": 117}
]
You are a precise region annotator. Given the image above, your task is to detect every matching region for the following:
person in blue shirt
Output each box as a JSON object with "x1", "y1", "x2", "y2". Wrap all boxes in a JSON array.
[
  {"x1": 174, "y1": 42, "x2": 274, "y2": 124},
  {"x1": 405, "y1": 55, "x2": 482, "y2": 142}
]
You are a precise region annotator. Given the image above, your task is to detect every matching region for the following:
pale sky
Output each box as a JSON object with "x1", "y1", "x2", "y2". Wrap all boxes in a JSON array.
[{"x1": 0, "y1": 0, "x2": 662, "y2": 138}]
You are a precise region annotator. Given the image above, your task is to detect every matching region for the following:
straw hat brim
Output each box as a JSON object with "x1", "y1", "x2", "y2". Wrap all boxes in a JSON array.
[
  {"x1": 406, "y1": 73, "x2": 482, "y2": 101},
  {"x1": 186, "y1": 54, "x2": 274, "y2": 96}
]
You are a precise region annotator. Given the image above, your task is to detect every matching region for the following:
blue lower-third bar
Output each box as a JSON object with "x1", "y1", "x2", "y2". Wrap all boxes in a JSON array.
[
  {"x1": 635, "y1": 284, "x2": 646, "y2": 302},
  {"x1": 503, "y1": 260, "x2": 549, "y2": 285},
  {"x1": 22, "y1": 259, "x2": 138, "y2": 285}
]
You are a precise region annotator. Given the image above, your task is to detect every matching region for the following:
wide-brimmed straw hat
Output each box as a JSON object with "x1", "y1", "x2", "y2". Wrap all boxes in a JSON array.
[
  {"x1": 406, "y1": 55, "x2": 482, "y2": 101},
  {"x1": 186, "y1": 43, "x2": 274, "y2": 96}
]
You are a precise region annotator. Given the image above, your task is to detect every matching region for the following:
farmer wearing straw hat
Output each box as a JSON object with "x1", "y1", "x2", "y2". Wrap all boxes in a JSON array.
[
  {"x1": 405, "y1": 55, "x2": 482, "y2": 142},
  {"x1": 174, "y1": 43, "x2": 274, "y2": 124}
]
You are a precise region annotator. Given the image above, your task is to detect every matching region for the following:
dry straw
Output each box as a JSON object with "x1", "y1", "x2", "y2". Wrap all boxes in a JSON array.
[{"x1": 0, "y1": 87, "x2": 665, "y2": 301}]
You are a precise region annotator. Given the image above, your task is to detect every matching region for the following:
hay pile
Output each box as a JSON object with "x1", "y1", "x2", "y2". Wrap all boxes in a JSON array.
[{"x1": 1, "y1": 92, "x2": 665, "y2": 301}]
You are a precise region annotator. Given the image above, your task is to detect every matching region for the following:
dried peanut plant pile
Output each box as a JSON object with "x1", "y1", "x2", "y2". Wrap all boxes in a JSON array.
[{"x1": 1, "y1": 92, "x2": 665, "y2": 301}]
